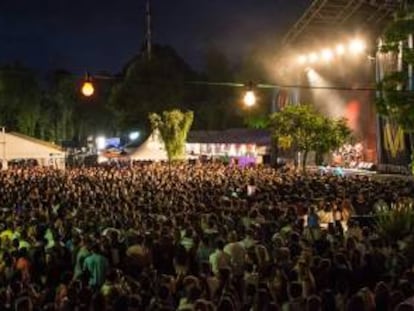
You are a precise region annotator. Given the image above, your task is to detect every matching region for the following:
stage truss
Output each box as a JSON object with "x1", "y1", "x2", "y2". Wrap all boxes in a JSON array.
[{"x1": 283, "y1": 0, "x2": 404, "y2": 48}]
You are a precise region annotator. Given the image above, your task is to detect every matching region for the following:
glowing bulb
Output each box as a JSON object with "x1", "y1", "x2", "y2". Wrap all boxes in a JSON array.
[
  {"x1": 349, "y1": 39, "x2": 366, "y2": 54},
  {"x1": 321, "y1": 49, "x2": 333, "y2": 62},
  {"x1": 336, "y1": 44, "x2": 345, "y2": 56},
  {"x1": 244, "y1": 91, "x2": 256, "y2": 107},
  {"x1": 81, "y1": 82, "x2": 94, "y2": 97},
  {"x1": 309, "y1": 53, "x2": 318, "y2": 63}
]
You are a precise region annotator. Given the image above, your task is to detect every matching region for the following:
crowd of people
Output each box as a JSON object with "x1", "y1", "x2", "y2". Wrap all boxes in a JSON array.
[{"x1": 0, "y1": 162, "x2": 413, "y2": 310}]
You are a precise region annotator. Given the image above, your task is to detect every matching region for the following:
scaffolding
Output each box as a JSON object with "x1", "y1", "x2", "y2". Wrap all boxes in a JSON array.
[{"x1": 283, "y1": 0, "x2": 403, "y2": 47}]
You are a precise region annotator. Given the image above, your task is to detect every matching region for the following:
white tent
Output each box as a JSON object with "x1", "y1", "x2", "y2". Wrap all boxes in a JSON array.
[
  {"x1": 129, "y1": 130, "x2": 169, "y2": 161},
  {"x1": 0, "y1": 131, "x2": 66, "y2": 169}
]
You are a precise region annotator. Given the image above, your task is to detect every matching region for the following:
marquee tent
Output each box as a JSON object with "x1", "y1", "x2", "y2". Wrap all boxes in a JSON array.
[
  {"x1": 0, "y1": 132, "x2": 65, "y2": 169},
  {"x1": 128, "y1": 130, "x2": 168, "y2": 161}
]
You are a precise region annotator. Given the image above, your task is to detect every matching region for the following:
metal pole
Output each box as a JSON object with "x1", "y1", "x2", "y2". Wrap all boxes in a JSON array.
[
  {"x1": 270, "y1": 88, "x2": 278, "y2": 167},
  {"x1": 375, "y1": 39, "x2": 383, "y2": 166},
  {"x1": 408, "y1": 33, "x2": 414, "y2": 161},
  {"x1": 1, "y1": 127, "x2": 7, "y2": 170},
  {"x1": 145, "y1": 0, "x2": 152, "y2": 60}
]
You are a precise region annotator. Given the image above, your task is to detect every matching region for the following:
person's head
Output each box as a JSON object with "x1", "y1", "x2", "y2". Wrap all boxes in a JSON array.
[
  {"x1": 217, "y1": 297, "x2": 235, "y2": 311},
  {"x1": 288, "y1": 282, "x2": 303, "y2": 300},
  {"x1": 91, "y1": 243, "x2": 101, "y2": 254},
  {"x1": 306, "y1": 295, "x2": 322, "y2": 311},
  {"x1": 398, "y1": 279, "x2": 414, "y2": 299},
  {"x1": 346, "y1": 294, "x2": 366, "y2": 311},
  {"x1": 375, "y1": 281, "x2": 390, "y2": 310},
  {"x1": 215, "y1": 239, "x2": 225, "y2": 250},
  {"x1": 395, "y1": 304, "x2": 414, "y2": 311},
  {"x1": 321, "y1": 289, "x2": 336, "y2": 311}
]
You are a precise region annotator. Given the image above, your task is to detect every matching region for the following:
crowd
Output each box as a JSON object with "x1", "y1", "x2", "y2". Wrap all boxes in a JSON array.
[{"x1": 0, "y1": 162, "x2": 413, "y2": 310}]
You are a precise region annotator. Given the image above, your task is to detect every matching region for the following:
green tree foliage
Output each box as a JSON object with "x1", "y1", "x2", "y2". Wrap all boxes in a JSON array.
[
  {"x1": 376, "y1": 202, "x2": 414, "y2": 242},
  {"x1": 109, "y1": 45, "x2": 197, "y2": 132},
  {"x1": 268, "y1": 105, "x2": 351, "y2": 171},
  {"x1": 149, "y1": 109, "x2": 193, "y2": 161},
  {"x1": 313, "y1": 117, "x2": 352, "y2": 165},
  {"x1": 198, "y1": 47, "x2": 244, "y2": 130},
  {"x1": 0, "y1": 64, "x2": 42, "y2": 135},
  {"x1": 47, "y1": 70, "x2": 79, "y2": 142},
  {"x1": 377, "y1": 6, "x2": 414, "y2": 131}
]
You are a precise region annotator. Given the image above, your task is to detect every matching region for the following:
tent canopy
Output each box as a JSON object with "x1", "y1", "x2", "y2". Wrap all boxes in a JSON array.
[
  {"x1": 128, "y1": 130, "x2": 168, "y2": 161},
  {"x1": 0, "y1": 132, "x2": 64, "y2": 160},
  {"x1": 0, "y1": 132, "x2": 65, "y2": 169}
]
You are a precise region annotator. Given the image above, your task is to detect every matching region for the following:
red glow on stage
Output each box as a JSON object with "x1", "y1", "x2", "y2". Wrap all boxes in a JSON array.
[{"x1": 346, "y1": 100, "x2": 360, "y2": 130}]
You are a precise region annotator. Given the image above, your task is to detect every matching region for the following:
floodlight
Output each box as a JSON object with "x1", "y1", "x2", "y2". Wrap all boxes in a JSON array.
[
  {"x1": 349, "y1": 39, "x2": 366, "y2": 54},
  {"x1": 129, "y1": 131, "x2": 140, "y2": 141},
  {"x1": 321, "y1": 49, "x2": 333, "y2": 62},
  {"x1": 336, "y1": 44, "x2": 345, "y2": 56},
  {"x1": 95, "y1": 136, "x2": 106, "y2": 150}
]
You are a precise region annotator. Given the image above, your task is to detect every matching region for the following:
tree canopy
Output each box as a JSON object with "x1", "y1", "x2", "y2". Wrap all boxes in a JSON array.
[
  {"x1": 149, "y1": 109, "x2": 193, "y2": 161},
  {"x1": 377, "y1": 5, "x2": 414, "y2": 132},
  {"x1": 109, "y1": 45, "x2": 198, "y2": 132},
  {"x1": 268, "y1": 104, "x2": 351, "y2": 170}
]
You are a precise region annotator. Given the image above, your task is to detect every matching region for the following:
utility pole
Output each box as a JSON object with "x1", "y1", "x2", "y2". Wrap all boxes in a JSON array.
[
  {"x1": 0, "y1": 127, "x2": 7, "y2": 170},
  {"x1": 145, "y1": 0, "x2": 152, "y2": 60}
]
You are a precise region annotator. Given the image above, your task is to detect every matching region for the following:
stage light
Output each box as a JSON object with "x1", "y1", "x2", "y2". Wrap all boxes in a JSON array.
[
  {"x1": 336, "y1": 44, "x2": 345, "y2": 56},
  {"x1": 244, "y1": 90, "x2": 256, "y2": 107},
  {"x1": 349, "y1": 39, "x2": 366, "y2": 54},
  {"x1": 96, "y1": 136, "x2": 106, "y2": 151},
  {"x1": 305, "y1": 68, "x2": 318, "y2": 82},
  {"x1": 129, "y1": 131, "x2": 140, "y2": 141},
  {"x1": 309, "y1": 53, "x2": 318, "y2": 63},
  {"x1": 298, "y1": 55, "x2": 307, "y2": 64},
  {"x1": 321, "y1": 49, "x2": 333, "y2": 62}
]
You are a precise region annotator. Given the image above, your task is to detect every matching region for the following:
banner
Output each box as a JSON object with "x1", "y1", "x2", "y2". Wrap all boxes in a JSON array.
[{"x1": 378, "y1": 117, "x2": 411, "y2": 166}]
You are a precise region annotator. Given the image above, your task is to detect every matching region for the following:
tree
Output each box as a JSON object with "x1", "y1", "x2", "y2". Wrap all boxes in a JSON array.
[
  {"x1": 198, "y1": 47, "x2": 243, "y2": 130},
  {"x1": 47, "y1": 70, "x2": 79, "y2": 142},
  {"x1": 313, "y1": 117, "x2": 352, "y2": 165},
  {"x1": 149, "y1": 109, "x2": 193, "y2": 161},
  {"x1": 268, "y1": 105, "x2": 351, "y2": 171},
  {"x1": 109, "y1": 45, "x2": 197, "y2": 132},
  {"x1": 0, "y1": 64, "x2": 42, "y2": 135},
  {"x1": 377, "y1": 4, "x2": 414, "y2": 168}
]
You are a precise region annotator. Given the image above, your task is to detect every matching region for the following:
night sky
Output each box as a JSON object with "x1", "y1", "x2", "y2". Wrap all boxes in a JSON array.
[{"x1": 0, "y1": 0, "x2": 311, "y2": 74}]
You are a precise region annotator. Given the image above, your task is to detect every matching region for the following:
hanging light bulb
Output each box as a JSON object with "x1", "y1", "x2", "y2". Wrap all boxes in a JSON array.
[
  {"x1": 244, "y1": 82, "x2": 256, "y2": 107},
  {"x1": 81, "y1": 72, "x2": 94, "y2": 97}
]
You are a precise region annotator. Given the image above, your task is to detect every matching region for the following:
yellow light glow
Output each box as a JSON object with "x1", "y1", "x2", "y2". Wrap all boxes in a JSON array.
[
  {"x1": 244, "y1": 90, "x2": 256, "y2": 107},
  {"x1": 336, "y1": 44, "x2": 345, "y2": 55},
  {"x1": 309, "y1": 53, "x2": 318, "y2": 63},
  {"x1": 81, "y1": 82, "x2": 94, "y2": 97},
  {"x1": 321, "y1": 49, "x2": 333, "y2": 62},
  {"x1": 349, "y1": 39, "x2": 366, "y2": 54},
  {"x1": 298, "y1": 55, "x2": 307, "y2": 64}
]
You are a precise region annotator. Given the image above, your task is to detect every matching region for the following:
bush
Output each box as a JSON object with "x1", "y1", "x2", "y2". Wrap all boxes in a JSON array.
[{"x1": 375, "y1": 202, "x2": 414, "y2": 242}]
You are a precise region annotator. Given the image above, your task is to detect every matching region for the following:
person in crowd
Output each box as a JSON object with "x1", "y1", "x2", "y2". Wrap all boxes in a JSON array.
[{"x1": 0, "y1": 162, "x2": 411, "y2": 310}]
